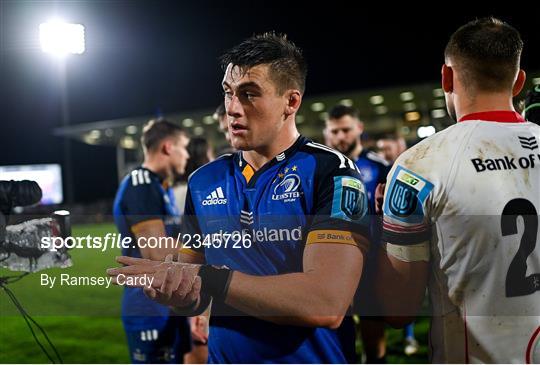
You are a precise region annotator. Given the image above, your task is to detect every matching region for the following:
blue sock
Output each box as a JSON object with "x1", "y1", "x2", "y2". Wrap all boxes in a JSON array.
[{"x1": 404, "y1": 323, "x2": 414, "y2": 339}]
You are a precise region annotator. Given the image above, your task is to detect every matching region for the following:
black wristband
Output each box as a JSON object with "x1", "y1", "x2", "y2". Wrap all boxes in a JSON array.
[
  {"x1": 198, "y1": 265, "x2": 232, "y2": 302},
  {"x1": 172, "y1": 293, "x2": 211, "y2": 316}
]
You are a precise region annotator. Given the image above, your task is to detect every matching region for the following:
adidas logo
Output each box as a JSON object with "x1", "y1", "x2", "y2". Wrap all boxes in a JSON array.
[
  {"x1": 202, "y1": 187, "x2": 227, "y2": 205},
  {"x1": 519, "y1": 136, "x2": 538, "y2": 150},
  {"x1": 240, "y1": 210, "x2": 254, "y2": 225}
]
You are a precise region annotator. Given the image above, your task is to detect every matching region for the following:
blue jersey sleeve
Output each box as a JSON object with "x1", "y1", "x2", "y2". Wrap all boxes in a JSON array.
[{"x1": 307, "y1": 155, "x2": 370, "y2": 250}]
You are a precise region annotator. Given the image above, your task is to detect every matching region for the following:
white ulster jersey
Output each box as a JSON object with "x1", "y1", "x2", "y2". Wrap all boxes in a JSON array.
[{"x1": 382, "y1": 112, "x2": 540, "y2": 363}]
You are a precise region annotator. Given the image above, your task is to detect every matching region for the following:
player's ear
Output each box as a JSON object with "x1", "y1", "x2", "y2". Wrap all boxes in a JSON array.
[
  {"x1": 284, "y1": 89, "x2": 302, "y2": 117},
  {"x1": 356, "y1": 120, "x2": 364, "y2": 135},
  {"x1": 161, "y1": 139, "x2": 173, "y2": 156},
  {"x1": 512, "y1": 69, "x2": 526, "y2": 97},
  {"x1": 442, "y1": 64, "x2": 453, "y2": 93}
]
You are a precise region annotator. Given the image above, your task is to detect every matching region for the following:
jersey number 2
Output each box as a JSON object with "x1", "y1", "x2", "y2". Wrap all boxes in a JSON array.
[{"x1": 501, "y1": 198, "x2": 540, "y2": 297}]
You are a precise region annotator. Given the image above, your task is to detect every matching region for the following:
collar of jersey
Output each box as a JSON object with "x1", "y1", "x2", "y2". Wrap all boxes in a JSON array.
[
  {"x1": 138, "y1": 166, "x2": 159, "y2": 179},
  {"x1": 139, "y1": 166, "x2": 165, "y2": 186},
  {"x1": 234, "y1": 135, "x2": 307, "y2": 186},
  {"x1": 458, "y1": 110, "x2": 525, "y2": 123},
  {"x1": 358, "y1": 148, "x2": 368, "y2": 160}
]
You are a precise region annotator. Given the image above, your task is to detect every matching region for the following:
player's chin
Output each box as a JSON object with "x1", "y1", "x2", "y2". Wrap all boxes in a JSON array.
[
  {"x1": 231, "y1": 137, "x2": 251, "y2": 151},
  {"x1": 173, "y1": 167, "x2": 186, "y2": 179},
  {"x1": 336, "y1": 145, "x2": 348, "y2": 154}
]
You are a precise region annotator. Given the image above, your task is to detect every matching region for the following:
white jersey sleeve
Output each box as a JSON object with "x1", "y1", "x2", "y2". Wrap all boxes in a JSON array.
[{"x1": 382, "y1": 120, "x2": 540, "y2": 363}]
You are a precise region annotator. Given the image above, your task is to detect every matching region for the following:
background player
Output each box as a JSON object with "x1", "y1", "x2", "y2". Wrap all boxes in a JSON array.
[
  {"x1": 324, "y1": 105, "x2": 390, "y2": 363},
  {"x1": 376, "y1": 133, "x2": 407, "y2": 165},
  {"x1": 213, "y1": 102, "x2": 236, "y2": 155},
  {"x1": 324, "y1": 105, "x2": 390, "y2": 208},
  {"x1": 375, "y1": 133, "x2": 419, "y2": 356},
  {"x1": 113, "y1": 119, "x2": 191, "y2": 363}
]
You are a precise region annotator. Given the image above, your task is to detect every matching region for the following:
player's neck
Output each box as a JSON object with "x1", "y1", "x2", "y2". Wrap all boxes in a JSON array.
[
  {"x1": 142, "y1": 158, "x2": 169, "y2": 181},
  {"x1": 456, "y1": 92, "x2": 516, "y2": 121},
  {"x1": 350, "y1": 143, "x2": 363, "y2": 160},
  {"x1": 243, "y1": 130, "x2": 300, "y2": 171}
]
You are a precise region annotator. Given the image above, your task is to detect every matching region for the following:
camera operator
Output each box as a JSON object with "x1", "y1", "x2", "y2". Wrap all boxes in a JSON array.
[{"x1": 0, "y1": 180, "x2": 71, "y2": 272}]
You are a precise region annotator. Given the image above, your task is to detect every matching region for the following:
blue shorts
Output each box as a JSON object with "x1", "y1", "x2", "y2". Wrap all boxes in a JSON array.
[
  {"x1": 124, "y1": 316, "x2": 191, "y2": 364},
  {"x1": 337, "y1": 315, "x2": 357, "y2": 364}
]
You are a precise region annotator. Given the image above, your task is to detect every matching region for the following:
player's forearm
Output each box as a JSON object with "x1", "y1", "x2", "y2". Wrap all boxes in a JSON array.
[
  {"x1": 374, "y1": 248, "x2": 428, "y2": 327},
  {"x1": 224, "y1": 271, "x2": 355, "y2": 328}
]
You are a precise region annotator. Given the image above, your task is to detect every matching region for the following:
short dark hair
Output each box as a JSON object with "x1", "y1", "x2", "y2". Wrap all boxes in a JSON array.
[
  {"x1": 220, "y1": 32, "x2": 307, "y2": 95},
  {"x1": 328, "y1": 105, "x2": 359, "y2": 120},
  {"x1": 445, "y1": 17, "x2": 523, "y2": 92},
  {"x1": 141, "y1": 119, "x2": 185, "y2": 152},
  {"x1": 377, "y1": 132, "x2": 402, "y2": 141}
]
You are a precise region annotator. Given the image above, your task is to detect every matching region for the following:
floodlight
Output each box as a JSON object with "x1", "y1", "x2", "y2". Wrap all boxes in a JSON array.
[{"x1": 40, "y1": 21, "x2": 85, "y2": 56}]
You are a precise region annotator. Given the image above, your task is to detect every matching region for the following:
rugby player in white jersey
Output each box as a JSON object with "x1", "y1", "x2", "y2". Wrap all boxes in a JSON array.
[{"x1": 376, "y1": 17, "x2": 540, "y2": 363}]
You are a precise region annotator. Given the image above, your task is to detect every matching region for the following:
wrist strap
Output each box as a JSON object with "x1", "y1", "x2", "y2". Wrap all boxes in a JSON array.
[{"x1": 198, "y1": 265, "x2": 232, "y2": 302}]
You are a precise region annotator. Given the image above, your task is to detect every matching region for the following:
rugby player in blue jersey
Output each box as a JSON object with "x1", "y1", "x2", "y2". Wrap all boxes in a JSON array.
[
  {"x1": 113, "y1": 119, "x2": 192, "y2": 363},
  {"x1": 108, "y1": 33, "x2": 370, "y2": 363},
  {"x1": 324, "y1": 106, "x2": 390, "y2": 363},
  {"x1": 324, "y1": 105, "x2": 390, "y2": 210}
]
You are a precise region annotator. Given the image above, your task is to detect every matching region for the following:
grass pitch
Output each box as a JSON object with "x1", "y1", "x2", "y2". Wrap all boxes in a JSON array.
[{"x1": 0, "y1": 223, "x2": 429, "y2": 363}]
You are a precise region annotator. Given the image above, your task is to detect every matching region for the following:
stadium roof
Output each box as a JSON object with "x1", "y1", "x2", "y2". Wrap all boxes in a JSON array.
[{"x1": 55, "y1": 74, "x2": 540, "y2": 150}]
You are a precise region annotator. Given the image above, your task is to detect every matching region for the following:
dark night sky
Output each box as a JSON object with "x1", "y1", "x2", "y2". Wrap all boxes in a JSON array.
[{"x1": 1, "y1": 2, "x2": 539, "y2": 203}]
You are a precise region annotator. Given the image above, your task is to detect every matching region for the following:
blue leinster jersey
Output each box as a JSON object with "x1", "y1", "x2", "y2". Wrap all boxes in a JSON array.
[
  {"x1": 355, "y1": 149, "x2": 390, "y2": 212},
  {"x1": 113, "y1": 167, "x2": 181, "y2": 330},
  {"x1": 180, "y1": 136, "x2": 370, "y2": 363}
]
